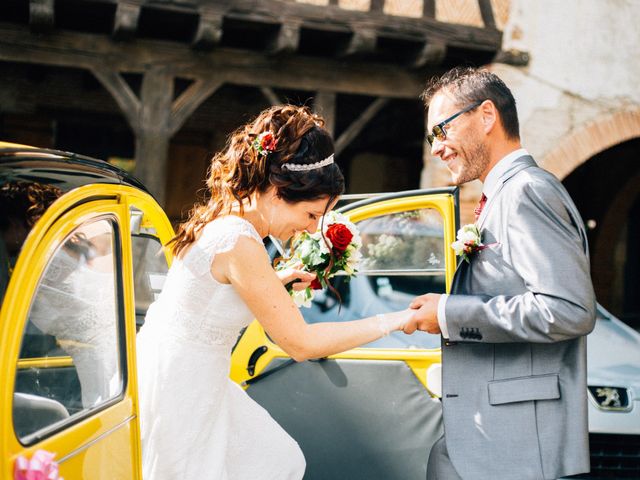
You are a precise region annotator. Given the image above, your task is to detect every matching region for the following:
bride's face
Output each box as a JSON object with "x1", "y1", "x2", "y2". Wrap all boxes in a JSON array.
[{"x1": 270, "y1": 195, "x2": 337, "y2": 242}]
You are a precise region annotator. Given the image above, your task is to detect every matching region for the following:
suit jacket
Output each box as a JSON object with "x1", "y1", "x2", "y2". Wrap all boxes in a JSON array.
[{"x1": 442, "y1": 155, "x2": 596, "y2": 479}]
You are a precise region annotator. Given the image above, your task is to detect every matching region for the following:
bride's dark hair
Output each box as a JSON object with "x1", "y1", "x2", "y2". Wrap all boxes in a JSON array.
[{"x1": 169, "y1": 104, "x2": 345, "y2": 257}]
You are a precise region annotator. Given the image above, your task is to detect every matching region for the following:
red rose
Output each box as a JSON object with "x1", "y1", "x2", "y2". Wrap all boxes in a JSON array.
[
  {"x1": 260, "y1": 132, "x2": 278, "y2": 152},
  {"x1": 326, "y1": 223, "x2": 353, "y2": 252},
  {"x1": 310, "y1": 278, "x2": 322, "y2": 290}
]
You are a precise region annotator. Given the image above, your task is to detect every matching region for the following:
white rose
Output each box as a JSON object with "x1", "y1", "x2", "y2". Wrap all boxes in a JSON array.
[
  {"x1": 309, "y1": 231, "x2": 332, "y2": 255},
  {"x1": 451, "y1": 240, "x2": 466, "y2": 256},
  {"x1": 291, "y1": 288, "x2": 313, "y2": 308},
  {"x1": 458, "y1": 230, "x2": 477, "y2": 244}
]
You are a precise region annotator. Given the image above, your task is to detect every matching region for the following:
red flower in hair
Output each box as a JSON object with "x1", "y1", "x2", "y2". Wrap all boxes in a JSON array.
[
  {"x1": 253, "y1": 132, "x2": 278, "y2": 156},
  {"x1": 326, "y1": 223, "x2": 353, "y2": 253}
]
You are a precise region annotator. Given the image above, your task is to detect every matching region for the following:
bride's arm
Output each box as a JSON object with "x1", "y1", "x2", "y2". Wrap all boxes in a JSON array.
[{"x1": 217, "y1": 236, "x2": 415, "y2": 362}]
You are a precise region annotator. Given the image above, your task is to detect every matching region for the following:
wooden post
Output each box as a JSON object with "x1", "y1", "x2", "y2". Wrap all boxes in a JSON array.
[
  {"x1": 477, "y1": 0, "x2": 496, "y2": 28},
  {"x1": 423, "y1": 0, "x2": 436, "y2": 18},
  {"x1": 135, "y1": 68, "x2": 173, "y2": 206},
  {"x1": 92, "y1": 62, "x2": 224, "y2": 205}
]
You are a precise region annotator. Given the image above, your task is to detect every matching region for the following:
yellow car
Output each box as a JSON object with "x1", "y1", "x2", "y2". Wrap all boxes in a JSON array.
[
  {"x1": 1, "y1": 142, "x2": 458, "y2": 478},
  {"x1": 1, "y1": 143, "x2": 174, "y2": 479}
]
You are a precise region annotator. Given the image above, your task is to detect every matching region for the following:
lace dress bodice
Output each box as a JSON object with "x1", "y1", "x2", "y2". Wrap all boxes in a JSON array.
[{"x1": 145, "y1": 215, "x2": 264, "y2": 348}]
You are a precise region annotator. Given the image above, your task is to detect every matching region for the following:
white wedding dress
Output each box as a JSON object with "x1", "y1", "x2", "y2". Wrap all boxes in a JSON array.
[{"x1": 137, "y1": 215, "x2": 306, "y2": 480}]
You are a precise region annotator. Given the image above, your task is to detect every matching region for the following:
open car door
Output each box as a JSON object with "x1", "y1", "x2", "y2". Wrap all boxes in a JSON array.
[
  {"x1": 230, "y1": 187, "x2": 459, "y2": 480},
  {"x1": 1, "y1": 180, "x2": 173, "y2": 480}
]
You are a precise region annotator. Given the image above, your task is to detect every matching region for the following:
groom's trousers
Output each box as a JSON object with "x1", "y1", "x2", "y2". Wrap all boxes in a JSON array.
[{"x1": 427, "y1": 436, "x2": 462, "y2": 480}]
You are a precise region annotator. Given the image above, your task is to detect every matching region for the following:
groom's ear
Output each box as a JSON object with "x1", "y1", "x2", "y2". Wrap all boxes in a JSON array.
[{"x1": 479, "y1": 100, "x2": 498, "y2": 135}]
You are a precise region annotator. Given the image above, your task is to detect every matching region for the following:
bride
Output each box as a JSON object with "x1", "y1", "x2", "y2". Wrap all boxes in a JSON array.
[{"x1": 136, "y1": 105, "x2": 417, "y2": 479}]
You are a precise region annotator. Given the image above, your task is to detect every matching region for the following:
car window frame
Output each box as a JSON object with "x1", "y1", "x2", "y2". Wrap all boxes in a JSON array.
[{"x1": 12, "y1": 210, "x2": 128, "y2": 446}]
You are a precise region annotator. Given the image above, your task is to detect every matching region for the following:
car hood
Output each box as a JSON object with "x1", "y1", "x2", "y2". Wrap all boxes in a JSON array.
[{"x1": 587, "y1": 307, "x2": 640, "y2": 400}]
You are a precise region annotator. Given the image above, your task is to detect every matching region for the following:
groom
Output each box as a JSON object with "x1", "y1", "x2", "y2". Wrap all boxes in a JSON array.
[{"x1": 408, "y1": 68, "x2": 596, "y2": 479}]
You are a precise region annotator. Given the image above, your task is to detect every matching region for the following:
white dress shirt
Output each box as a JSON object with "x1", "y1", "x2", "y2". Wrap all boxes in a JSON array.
[{"x1": 437, "y1": 148, "x2": 529, "y2": 338}]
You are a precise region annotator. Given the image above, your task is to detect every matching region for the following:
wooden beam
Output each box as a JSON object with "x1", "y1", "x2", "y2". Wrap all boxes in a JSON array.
[
  {"x1": 423, "y1": 0, "x2": 436, "y2": 18},
  {"x1": 169, "y1": 78, "x2": 224, "y2": 136},
  {"x1": 268, "y1": 21, "x2": 300, "y2": 55},
  {"x1": 411, "y1": 40, "x2": 447, "y2": 69},
  {"x1": 340, "y1": 26, "x2": 376, "y2": 57},
  {"x1": 113, "y1": 1, "x2": 141, "y2": 41},
  {"x1": 91, "y1": 67, "x2": 141, "y2": 132},
  {"x1": 192, "y1": 7, "x2": 225, "y2": 50},
  {"x1": 370, "y1": 0, "x2": 385, "y2": 13},
  {"x1": 219, "y1": 0, "x2": 502, "y2": 46},
  {"x1": 29, "y1": 0, "x2": 54, "y2": 33},
  {"x1": 478, "y1": 0, "x2": 496, "y2": 29},
  {"x1": 0, "y1": 24, "x2": 427, "y2": 99},
  {"x1": 260, "y1": 87, "x2": 282, "y2": 106},
  {"x1": 314, "y1": 92, "x2": 336, "y2": 137},
  {"x1": 493, "y1": 49, "x2": 530, "y2": 66},
  {"x1": 335, "y1": 97, "x2": 388, "y2": 156}
]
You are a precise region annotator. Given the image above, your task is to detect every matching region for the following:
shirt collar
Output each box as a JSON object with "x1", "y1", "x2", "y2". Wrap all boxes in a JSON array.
[{"x1": 482, "y1": 148, "x2": 529, "y2": 199}]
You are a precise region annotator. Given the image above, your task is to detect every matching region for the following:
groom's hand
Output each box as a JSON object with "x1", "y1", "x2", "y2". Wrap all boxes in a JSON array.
[{"x1": 408, "y1": 294, "x2": 441, "y2": 334}]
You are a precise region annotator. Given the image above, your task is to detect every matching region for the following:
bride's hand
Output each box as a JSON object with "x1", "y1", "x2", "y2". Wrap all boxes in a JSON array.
[
  {"x1": 276, "y1": 266, "x2": 316, "y2": 291},
  {"x1": 376, "y1": 309, "x2": 416, "y2": 336}
]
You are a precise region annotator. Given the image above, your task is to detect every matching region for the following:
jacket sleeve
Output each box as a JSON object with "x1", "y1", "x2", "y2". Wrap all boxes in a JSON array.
[{"x1": 444, "y1": 179, "x2": 596, "y2": 343}]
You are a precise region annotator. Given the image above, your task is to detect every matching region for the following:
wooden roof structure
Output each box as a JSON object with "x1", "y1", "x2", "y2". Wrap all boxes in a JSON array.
[{"x1": 1, "y1": 0, "x2": 508, "y2": 204}]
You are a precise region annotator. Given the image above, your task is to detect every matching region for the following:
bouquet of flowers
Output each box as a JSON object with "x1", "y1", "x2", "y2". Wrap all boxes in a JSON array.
[{"x1": 276, "y1": 211, "x2": 362, "y2": 308}]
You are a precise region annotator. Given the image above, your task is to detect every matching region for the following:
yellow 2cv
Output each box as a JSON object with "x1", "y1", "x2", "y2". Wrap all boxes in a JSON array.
[{"x1": 1, "y1": 143, "x2": 456, "y2": 479}]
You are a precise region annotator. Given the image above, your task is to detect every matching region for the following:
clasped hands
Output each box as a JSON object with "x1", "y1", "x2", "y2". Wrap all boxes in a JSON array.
[{"x1": 403, "y1": 293, "x2": 441, "y2": 335}]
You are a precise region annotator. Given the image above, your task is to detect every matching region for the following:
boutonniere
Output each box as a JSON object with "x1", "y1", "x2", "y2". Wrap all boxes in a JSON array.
[{"x1": 451, "y1": 224, "x2": 485, "y2": 263}]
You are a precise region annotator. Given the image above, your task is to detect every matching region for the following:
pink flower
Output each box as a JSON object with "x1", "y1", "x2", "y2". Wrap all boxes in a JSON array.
[{"x1": 14, "y1": 450, "x2": 63, "y2": 480}]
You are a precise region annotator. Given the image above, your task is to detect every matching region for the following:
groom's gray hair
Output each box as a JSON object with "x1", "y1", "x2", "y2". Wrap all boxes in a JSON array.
[{"x1": 421, "y1": 67, "x2": 520, "y2": 141}]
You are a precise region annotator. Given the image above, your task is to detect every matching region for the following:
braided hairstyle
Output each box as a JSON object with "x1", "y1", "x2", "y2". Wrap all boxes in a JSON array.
[{"x1": 169, "y1": 104, "x2": 345, "y2": 257}]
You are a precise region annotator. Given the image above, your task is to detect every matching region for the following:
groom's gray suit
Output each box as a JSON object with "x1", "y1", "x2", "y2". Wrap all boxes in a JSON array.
[{"x1": 440, "y1": 155, "x2": 596, "y2": 479}]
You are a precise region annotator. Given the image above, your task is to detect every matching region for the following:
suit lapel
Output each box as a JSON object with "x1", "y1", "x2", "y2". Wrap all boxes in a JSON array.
[
  {"x1": 447, "y1": 156, "x2": 536, "y2": 293},
  {"x1": 450, "y1": 258, "x2": 468, "y2": 294},
  {"x1": 477, "y1": 156, "x2": 537, "y2": 230}
]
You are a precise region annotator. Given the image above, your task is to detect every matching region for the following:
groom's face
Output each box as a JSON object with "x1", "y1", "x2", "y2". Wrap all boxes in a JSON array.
[{"x1": 427, "y1": 91, "x2": 489, "y2": 185}]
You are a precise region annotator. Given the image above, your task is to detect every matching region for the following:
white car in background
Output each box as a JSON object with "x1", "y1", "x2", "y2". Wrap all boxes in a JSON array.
[{"x1": 578, "y1": 304, "x2": 640, "y2": 479}]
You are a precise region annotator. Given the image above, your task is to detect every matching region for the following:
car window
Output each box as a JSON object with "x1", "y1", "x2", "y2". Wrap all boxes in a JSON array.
[
  {"x1": 13, "y1": 219, "x2": 123, "y2": 442},
  {"x1": 301, "y1": 208, "x2": 446, "y2": 349},
  {"x1": 129, "y1": 207, "x2": 170, "y2": 330}
]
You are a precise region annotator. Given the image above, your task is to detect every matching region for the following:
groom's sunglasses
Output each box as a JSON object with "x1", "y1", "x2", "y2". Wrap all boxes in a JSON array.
[{"x1": 426, "y1": 101, "x2": 483, "y2": 146}]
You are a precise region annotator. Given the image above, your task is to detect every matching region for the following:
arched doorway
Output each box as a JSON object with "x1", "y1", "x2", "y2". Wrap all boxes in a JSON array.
[{"x1": 561, "y1": 138, "x2": 640, "y2": 329}]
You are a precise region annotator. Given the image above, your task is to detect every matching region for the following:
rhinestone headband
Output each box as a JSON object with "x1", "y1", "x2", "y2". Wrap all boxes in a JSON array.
[{"x1": 281, "y1": 154, "x2": 334, "y2": 172}]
